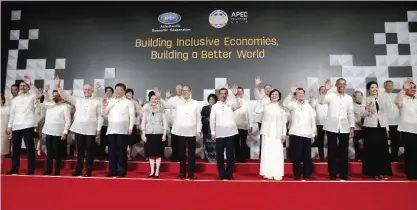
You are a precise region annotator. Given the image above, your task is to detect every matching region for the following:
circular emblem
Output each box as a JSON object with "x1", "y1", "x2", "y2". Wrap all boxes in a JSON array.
[{"x1": 209, "y1": 10, "x2": 228, "y2": 29}]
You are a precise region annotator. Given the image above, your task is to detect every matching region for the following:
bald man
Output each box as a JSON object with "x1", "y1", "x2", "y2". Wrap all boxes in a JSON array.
[{"x1": 55, "y1": 76, "x2": 103, "y2": 177}]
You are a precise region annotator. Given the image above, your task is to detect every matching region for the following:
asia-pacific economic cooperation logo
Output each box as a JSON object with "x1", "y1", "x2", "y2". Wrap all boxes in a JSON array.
[
  {"x1": 158, "y1": 12, "x2": 181, "y2": 25},
  {"x1": 209, "y1": 10, "x2": 228, "y2": 28},
  {"x1": 152, "y1": 12, "x2": 191, "y2": 32}
]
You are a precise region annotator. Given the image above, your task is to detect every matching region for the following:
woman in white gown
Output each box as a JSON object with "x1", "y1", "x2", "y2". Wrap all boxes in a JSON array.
[
  {"x1": 1, "y1": 95, "x2": 10, "y2": 170},
  {"x1": 258, "y1": 89, "x2": 287, "y2": 180}
]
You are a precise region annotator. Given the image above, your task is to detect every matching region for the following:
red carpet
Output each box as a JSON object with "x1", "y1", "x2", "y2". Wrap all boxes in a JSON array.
[{"x1": 1, "y1": 159, "x2": 417, "y2": 210}]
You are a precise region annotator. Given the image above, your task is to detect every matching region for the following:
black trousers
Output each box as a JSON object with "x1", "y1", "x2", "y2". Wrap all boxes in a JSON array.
[
  {"x1": 353, "y1": 130, "x2": 363, "y2": 160},
  {"x1": 316, "y1": 125, "x2": 326, "y2": 161},
  {"x1": 74, "y1": 133, "x2": 96, "y2": 173},
  {"x1": 171, "y1": 131, "x2": 179, "y2": 161},
  {"x1": 235, "y1": 129, "x2": 248, "y2": 162},
  {"x1": 11, "y1": 127, "x2": 35, "y2": 173},
  {"x1": 388, "y1": 125, "x2": 401, "y2": 161},
  {"x1": 97, "y1": 126, "x2": 108, "y2": 160},
  {"x1": 216, "y1": 136, "x2": 235, "y2": 178},
  {"x1": 362, "y1": 127, "x2": 392, "y2": 177},
  {"x1": 402, "y1": 132, "x2": 417, "y2": 179},
  {"x1": 290, "y1": 135, "x2": 313, "y2": 177},
  {"x1": 107, "y1": 134, "x2": 128, "y2": 174},
  {"x1": 258, "y1": 123, "x2": 262, "y2": 160},
  {"x1": 45, "y1": 135, "x2": 64, "y2": 174},
  {"x1": 326, "y1": 131, "x2": 350, "y2": 178},
  {"x1": 178, "y1": 135, "x2": 196, "y2": 176}
]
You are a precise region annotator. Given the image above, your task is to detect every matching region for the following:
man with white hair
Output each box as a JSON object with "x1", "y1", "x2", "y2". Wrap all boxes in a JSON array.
[{"x1": 55, "y1": 76, "x2": 103, "y2": 177}]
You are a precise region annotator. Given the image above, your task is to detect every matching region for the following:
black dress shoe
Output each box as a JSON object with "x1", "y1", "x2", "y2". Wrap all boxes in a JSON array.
[
  {"x1": 53, "y1": 172, "x2": 60, "y2": 176},
  {"x1": 303, "y1": 176, "x2": 316, "y2": 180},
  {"x1": 72, "y1": 171, "x2": 82, "y2": 176},
  {"x1": 26, "y1": 171, "x2": 34, "y2": 175},
  {"x1": 106, "y1": 172, "x2": 117, "y2": 177},
  {"x1": 218, "y1": 176, "x2": 225, "y2": 180},
  {"x1": 84, "y1": 172, "x2": 92, "y2": 177},
  {"x1": 5, "y1": 170, "x2": 18, "y2": 175},
  {"x1": 187, "y1": 175, "x2": 197, "y2": 180},
  {"x1": 226, "y1": 176, "x2": 234, "y2": 180},
  {"x1": 118, "y1": 172, "x2": 126, "y2": 178},
  {"x1": 177, "y1": 174, "x2": 185, "y2": 179},
  {"x1": 379, "y1": 175, "x2": 388, "y2": 180},
  {"x1": 294, "y1": 176, "x2": 301, "y2": 180},
  {"x1": 340, "y1": 176, "x2": 350, "y2": 181},
  {"x1": 42, "y1": 171, "x2": 51, "y2": 176},
  {"x1": 330, "y1": 176, "x2": 337, "y2": 180}
]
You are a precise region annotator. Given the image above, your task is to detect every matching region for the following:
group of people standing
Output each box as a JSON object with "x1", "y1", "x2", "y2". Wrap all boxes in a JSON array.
[{"x1": 1, "y1": 75, "x2": 416, "y2": 181}]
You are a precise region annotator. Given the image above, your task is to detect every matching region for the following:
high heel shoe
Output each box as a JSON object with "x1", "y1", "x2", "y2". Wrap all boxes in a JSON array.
[{"x1": 148, "y1": 173, "x2": 155, "y2": 178}]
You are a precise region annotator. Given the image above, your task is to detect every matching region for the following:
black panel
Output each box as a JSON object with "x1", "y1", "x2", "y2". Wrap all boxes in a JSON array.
[
  {"x1": 388, "y1": 66, "x2": 413, "y2": 78},
  {"x1": 409, "y1": 22, "x2": 417, "y2": 32},
  {"x1": 33, "y1": 80, "x2": 43, "y2": 89},
  {"x1": 398, "y1": 44, "x2": 411, "y2": 55},
  {"x1": 374, "y1": 45, "x2": 387, "y2": 55},
  {"x1": 386, "y1": 33, "x2": 398, "y2": 44}
]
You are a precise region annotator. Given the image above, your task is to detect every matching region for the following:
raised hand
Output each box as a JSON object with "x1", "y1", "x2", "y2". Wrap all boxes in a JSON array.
[
  {"x1": 137, "y1": 97, "x2": 143, "y2": 106},
  {"x1": 154, "y1": 87, "x2": 161, "y2": 99},
  {"x1": 324, "y1": 79, "x2": 331, "y2": 90},
  {"x1": 255, "y1": 76, "x2": 262, "y2": 87},
  {"x1": 95, "y1": 82, "x2": 102, "y2": 89},
  {"x1": 54, "y1": 75, "x2": 61, "y2": 87},
  {"x1": 165, "y1": 89, "x2": 172, "y2": 98},
  {"x1": 44, "y1": 84, "x2": 50, "y2": 93},
  {"x1": 309, "y1": 89, "x2": 314, "y2": 99},
  {"x1": 23, "y1": 76, "x2": 32, "y2": 86},
  {"x1": 403, "y1": 77, "x2": 413, "y2": 90},
  {"x1": 231, "y1": 84, "x2": 238, "y2": 95},
  {"x1": 290, "y1": 84, "x2": 297, "y2": 93}
]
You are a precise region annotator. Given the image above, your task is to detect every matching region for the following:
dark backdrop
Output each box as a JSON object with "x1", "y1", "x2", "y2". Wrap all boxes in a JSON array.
[{"x1": 2, "y1": 1, "x2": 417, "y2": 100}]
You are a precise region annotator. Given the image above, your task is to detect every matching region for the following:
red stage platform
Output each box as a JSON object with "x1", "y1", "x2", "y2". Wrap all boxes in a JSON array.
[{"x1": 1, "y1": 159, "x2": 417, "y2": 210}]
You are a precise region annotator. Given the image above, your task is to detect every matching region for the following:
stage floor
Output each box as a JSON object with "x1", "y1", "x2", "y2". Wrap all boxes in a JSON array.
[
  {"x1": 2, "y1": 173, "x2": 417, "y2": 210},
  {"x1": 1, "y1": 159, "x2": 417, "y2": 210},
  {"x1": 1, "y1": 158, "x2": 417, "y2": 210}
]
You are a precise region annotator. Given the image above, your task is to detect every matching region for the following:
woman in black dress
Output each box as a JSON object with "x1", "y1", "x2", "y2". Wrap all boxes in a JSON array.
[
  {"x1": 361, "y1": 81, "x2": 392, "y2": 180},
  {"x1": 141, "y1": 94, "x2": 167, "y2": 178},
  {"x1": 201, "y1": 94, "x2": 218, "y2": 163}
]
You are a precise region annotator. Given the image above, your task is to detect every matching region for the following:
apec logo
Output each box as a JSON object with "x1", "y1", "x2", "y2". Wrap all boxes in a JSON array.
[
  {"x1": 231, "y1": 12, "x2": 248, "y2": 18},
  {"x1": 158, "y1": 12, "x2": 181, "y2": 25}
]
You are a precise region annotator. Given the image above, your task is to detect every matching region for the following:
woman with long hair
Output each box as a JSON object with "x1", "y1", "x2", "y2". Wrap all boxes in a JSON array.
[
  {"x1": 361, "y1": 81, "x2": 392, "y2": 180},
  {"x1": 201, "y1": 94, "x2": 218, "y2": 163}
]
